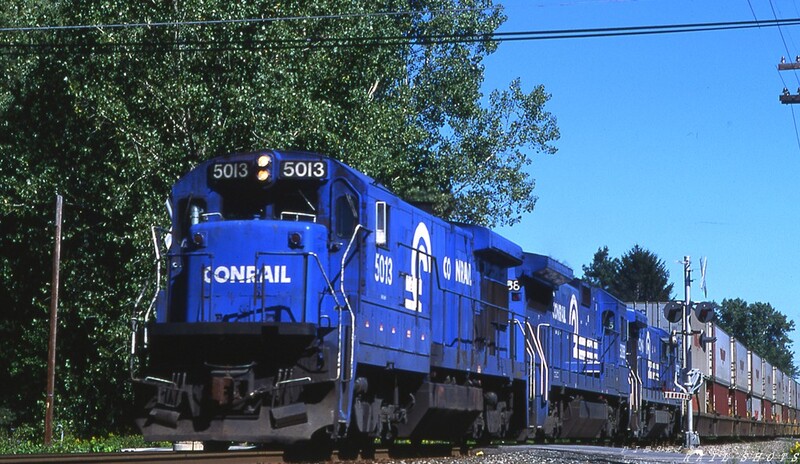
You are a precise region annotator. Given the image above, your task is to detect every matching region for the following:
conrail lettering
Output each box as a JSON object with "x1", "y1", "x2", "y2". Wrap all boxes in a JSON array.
[
  {"x1": 553, "y1": 302, "x2": 567, "y2": 324},
  {"x1": 203, "y1": 265, "x2": 291, "y2": 284},
  {"x1": 454, "y1": 259, "x2": 472, "y2": 286}
]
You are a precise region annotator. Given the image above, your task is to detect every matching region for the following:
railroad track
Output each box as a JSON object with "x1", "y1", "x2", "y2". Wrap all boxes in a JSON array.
[
  {"x1": 0, "y1": 450, "x2": 285, "y2": 464},
  {"x1": 0, "y1": 445, "x2": 461, "y2": 464},
  {"x1": 2, "y1": 440, "x2": 794, "y2": 464}
]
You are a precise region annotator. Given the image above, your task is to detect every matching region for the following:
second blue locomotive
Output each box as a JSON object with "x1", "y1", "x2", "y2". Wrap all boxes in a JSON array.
[{"x1": 132, "y1": 149, "x2": 680, "y2": 449}]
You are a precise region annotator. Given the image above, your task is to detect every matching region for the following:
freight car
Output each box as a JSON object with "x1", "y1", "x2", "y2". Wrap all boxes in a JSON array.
[
  {"x1": 637, "y1": 302, "x2": 800, "y2": 439},
  {"x1": 129, "y1": 150, "x2": 791, "y2": 452},
  {"x1": 689, "y1": 317, "x2": 800, "y2": 438}
]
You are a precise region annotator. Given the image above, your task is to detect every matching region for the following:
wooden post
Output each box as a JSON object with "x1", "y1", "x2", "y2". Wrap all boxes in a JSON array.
[{"x1": 45, "y1": 194, "x2": 63, "y2": 446}]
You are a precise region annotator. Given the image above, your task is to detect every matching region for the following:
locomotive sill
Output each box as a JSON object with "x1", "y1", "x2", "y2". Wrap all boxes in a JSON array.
[
  {"x1": 130, "y1": 376, "x2": 177, "y2": 388},
  {"x1": 148, "y1": 322, "x2": 317, "y2": 337}
]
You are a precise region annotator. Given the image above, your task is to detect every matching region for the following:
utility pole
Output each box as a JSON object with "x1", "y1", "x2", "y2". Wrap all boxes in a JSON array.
[
  {"x1": 45, "y1": 194, "x2": 63, "y2": 446},
  {"x1": 778, "y1": 56, "x2": 800, "y2": 104}
]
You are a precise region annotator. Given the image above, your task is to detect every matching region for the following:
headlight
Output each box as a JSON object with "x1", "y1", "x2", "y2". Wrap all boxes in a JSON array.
[
  {"x1": 288, "y1": 231, "x2": 303, "y2": 248},
  {"x1": 192, "y1": 232, "x2": 205, "y2": 247},
  {"x1": 256, "y1": 154, "x2": 272, "y2": 182},
  {"x1": 257, "y1": 154, "x2": 272, "y2": 167}
]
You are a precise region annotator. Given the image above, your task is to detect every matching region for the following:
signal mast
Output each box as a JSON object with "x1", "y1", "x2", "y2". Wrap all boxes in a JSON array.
[{"x1": 662, "y1": 256, "x2": 716, "y2": 450}]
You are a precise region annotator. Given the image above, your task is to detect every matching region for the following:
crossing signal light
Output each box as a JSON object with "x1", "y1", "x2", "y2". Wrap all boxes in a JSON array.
[
  {"x1": 693, "y1": 302, "x2": 717, "y2": 323},
  {"x1": 663, "y1": 301, "x2": 683, "y2": 323}
]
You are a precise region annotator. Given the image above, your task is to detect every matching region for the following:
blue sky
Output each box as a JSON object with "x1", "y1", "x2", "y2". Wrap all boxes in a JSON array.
[{"x1": 485, "y1": 0, "x2": 800, "y2": 370}]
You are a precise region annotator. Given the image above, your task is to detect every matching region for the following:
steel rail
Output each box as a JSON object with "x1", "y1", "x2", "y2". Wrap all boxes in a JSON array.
[{"x1": 0, "y1": 450, "x2": 284, "y2": 464}]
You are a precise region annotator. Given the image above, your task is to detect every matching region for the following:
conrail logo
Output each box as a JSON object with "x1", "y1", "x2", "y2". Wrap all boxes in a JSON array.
[
  {"x1": 404, "y1": 222, "x2": 432, "y2": 312},
  {"x1": 203, "y1": 265, "x2": 291, "y2": 284}
]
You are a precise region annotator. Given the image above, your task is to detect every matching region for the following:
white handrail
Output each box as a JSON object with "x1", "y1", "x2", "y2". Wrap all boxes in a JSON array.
[
  {"x1": 513, "y1": 319, "x2": 536, "y2": 403},
  {"x1": 338, "y1": 224, "x2": 363, "y2": 383},
  {"x1": 307, "y1": 252, "x2": 342, "y2": 310},
  {"x1": 532, "y1": 322, "x2": 550, "y2": 401}
]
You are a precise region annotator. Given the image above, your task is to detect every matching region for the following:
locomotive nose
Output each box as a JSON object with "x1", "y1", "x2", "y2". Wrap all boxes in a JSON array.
[{"x1": 175, "y1": 220, "x2": 330, "y2": 325}]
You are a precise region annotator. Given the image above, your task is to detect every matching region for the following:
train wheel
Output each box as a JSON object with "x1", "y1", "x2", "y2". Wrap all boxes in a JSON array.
[
  {"x1": 338, "y1": 431, "x2": 374, "y2": 460},
  {"x1": 202, "y1": 441, "x2": 229, "y2": 452},
  {"x1": 457, "y1": 437, "x2": 471, "y2": 455},
  {"x1": 285, "y1": 432, "x2": 333, "y2": 463}
]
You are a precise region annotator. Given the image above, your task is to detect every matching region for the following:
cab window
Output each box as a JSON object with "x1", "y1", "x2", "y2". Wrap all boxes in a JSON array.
[
  {"x1": 376, "y1": 201, "x2": 388, "y2": 246},
  {"x1": 335, "y1": 193, "x2": 358, "y2": 238}
]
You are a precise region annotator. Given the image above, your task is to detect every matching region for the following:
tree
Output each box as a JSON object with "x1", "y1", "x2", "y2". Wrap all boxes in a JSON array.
[
  {"x1": 716, "y1": 298, "x2": 797, "y2": 378},
  {"x1": 581, "y1": 246, "x2": 619, "y2": 291},
  {"x1": 0, "y1": 1, "x2": 559, "y2": 434},
  {"x1": 613, "y1": 245, "x2": 674, "y2": 302},
  {"x1": 581, "y1": 245, "x2": 673, "y2": 301}
]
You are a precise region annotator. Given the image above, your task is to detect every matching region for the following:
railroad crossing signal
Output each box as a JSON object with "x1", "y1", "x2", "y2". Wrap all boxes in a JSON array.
[
  {"x1": 663, "y1": 301, "x2": 683, "y2": 323},
  {"x1": 693, "y1": 301, "x2": 716, "y2": 323},
  {"x1": 664, "y1": 391, "x2": 691, "y2": 401},
  {"x1": 685, "y1": 368, "x2": 704, "y2": 394},
  {"x1": 662, "y1": 300, "x2": 716, "y2": 324}
]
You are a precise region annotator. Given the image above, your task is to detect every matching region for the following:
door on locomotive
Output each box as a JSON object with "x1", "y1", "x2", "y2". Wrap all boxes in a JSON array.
[
  {"x1": 510, "y1": 254, "x2": 574, "y2": 433},
  {"x1": 593, "y1": 288, "x2": 628, "y2": 396}
]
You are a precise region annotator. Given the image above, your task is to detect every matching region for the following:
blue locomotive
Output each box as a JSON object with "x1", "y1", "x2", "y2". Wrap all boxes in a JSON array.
[
  {"x1": 132, "y1": 149, "x2": 681, "y2": 450},
  {"x1": 508, "y1": 255, "x2": 679, "y2": 440}
]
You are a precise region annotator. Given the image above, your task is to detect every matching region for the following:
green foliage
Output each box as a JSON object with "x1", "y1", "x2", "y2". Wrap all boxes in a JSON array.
[
  {"x1": 582, "y1": 245, "x2": 673, "y2": 301},
  {"x1": 0, "y1": 0, "x2": 558, "y2": 436},
  {"x1": 0, "y1": 425, "x2": 157, "y2": 454},
  {"x1": 614, "y1": 245, "x2": 673, "y2": 302},
  {"x1": 581, "y1": 246, "x2": 618, "y2": 290},
  {"x1": 716, "y1": 298, "x2": 798, "y2": 378},
  {"x1": 788, "y1": 441, "x2": 800, "y2": 463},
  {"x1": 0, "y1": 409, "x2": 15, "y2": 431}
]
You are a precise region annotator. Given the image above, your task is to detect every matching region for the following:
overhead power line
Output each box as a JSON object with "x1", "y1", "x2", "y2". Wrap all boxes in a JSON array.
[
  {"x1": 3, "y1": 16, "x2": 800, "y2": 56},
  {"x1": 492, "y1": 17, "x2": 800, "y2": 41},
  {"x1": 0, "y1": 6, "x2": 500, "y2": 33}
]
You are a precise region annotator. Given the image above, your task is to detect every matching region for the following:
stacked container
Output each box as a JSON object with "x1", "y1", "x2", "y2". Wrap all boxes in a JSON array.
[
  {"x1": 689, "y1": 318, "x2": 711, "y2": 421},
  {"x1": 731, "y1": 339, "x2": 748, "y2": 418},
  {"x1": 794, "y1": 379, "x2": 800, "y2": 431},
  {"x1": 796, "y1": 379, "x2": 800, "y2": 425},
  {"x1": 763, "y1": 361, "x2": 774, "y2": 425},
  {"x1": 775, "y1": 368, "x2": 785, "y2": 424},
  {"x1": 792, "y1": 379, "x2": 797, "y2": 425},
  {"x1": 748, "y1": 351, "x2": 764, "y2": 422},
  {"x1": 710, "y1": 325, "x2": 732, "y2": 413}
]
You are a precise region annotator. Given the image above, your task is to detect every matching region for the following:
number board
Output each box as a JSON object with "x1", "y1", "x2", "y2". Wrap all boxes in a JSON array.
[
  {"x1": 209, "y1": 161, "x2": 251, "y2": 183},
  {"x1": 280, "y1": 160, "x2": 328, "y2": 179}
]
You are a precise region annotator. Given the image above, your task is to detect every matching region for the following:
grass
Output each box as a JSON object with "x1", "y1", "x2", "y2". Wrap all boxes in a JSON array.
[{"x1": 0, "y1": 425, "x2": 163, "y2": 455}]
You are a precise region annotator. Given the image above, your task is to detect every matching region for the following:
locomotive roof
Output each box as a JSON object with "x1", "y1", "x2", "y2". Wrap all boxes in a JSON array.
[
  {"x1": 456, "y1": 223, "x2": 524, "y2": 267},
  {"x1": 518, "y1": 253, "x2": 574, "y2": 288},
  {"x1": 626, "y1": 305, "x2": 648, "y2": 328}
]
